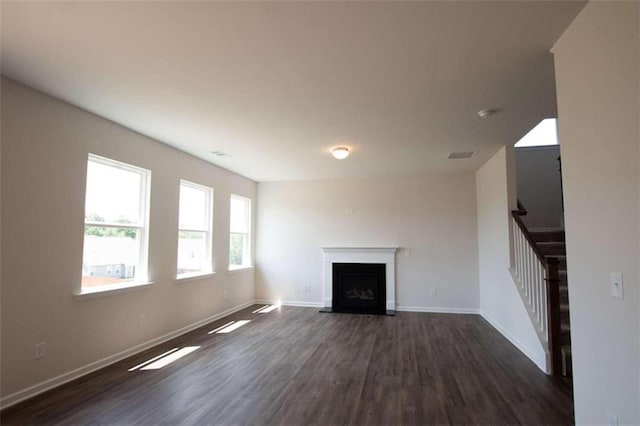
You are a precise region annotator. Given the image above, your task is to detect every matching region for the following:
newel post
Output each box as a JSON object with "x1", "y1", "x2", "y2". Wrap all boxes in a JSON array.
[{"x1": 545, "y1": 257, "x2": 561, "y2": 375}]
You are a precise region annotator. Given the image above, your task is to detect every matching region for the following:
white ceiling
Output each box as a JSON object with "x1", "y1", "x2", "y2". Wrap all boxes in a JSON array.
[{"x1": 1, "y1": 1, "x2": 585, "y2": 182}]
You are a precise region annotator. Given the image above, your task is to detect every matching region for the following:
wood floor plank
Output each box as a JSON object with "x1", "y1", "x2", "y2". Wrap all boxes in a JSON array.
[{"x1": 1, "y1": 306, "x2": 574, "y2": 425}]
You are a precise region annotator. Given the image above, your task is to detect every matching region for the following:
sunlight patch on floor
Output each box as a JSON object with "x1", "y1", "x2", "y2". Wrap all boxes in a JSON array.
[
  {"x1": 215, "y1": 320, "x2": 250, "y2": 333},
  {"x1": 140, "y1": 346, "x2": 200, "y2": 370},
  {"x1": 256, "y1": 304, "x2": 278, "y2": 313},
  {"x1": 208, "y1": 321, "x2": 235, "y2": 334},
  {"x1": 128, "y1": 348, "x2": 179, "y2": 371}
]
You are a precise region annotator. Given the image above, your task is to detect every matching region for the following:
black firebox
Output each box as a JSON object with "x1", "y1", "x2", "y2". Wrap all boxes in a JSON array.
[{"x1": 332, "y1": 263, "x2": 386, "y2": 315}]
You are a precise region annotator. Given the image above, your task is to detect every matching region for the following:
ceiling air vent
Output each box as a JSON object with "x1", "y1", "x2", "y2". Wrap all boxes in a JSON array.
[{"x1": 447, "y1": 151, "x2": 477, "y2": 159}]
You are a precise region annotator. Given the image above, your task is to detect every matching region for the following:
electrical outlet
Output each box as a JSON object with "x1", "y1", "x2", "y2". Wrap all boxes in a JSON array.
[
  {"x1": 301, "y1": 285, "x2": 311, "y2": 293},
  {"x1": 139, "y1": 314, "x2": 146, "y2": 327},
  {"x1": 606, "y1": 411, "x2": 619, "y2": 426},
  {"x1": 223, "y1": 290, "x2": 229, "y2": 299},
  {"x1": 430, "y1": 288, "x2": 437, "y2": 296},
  {"x1": 34, "y1": 342, "x2": 45, "y2": 359}
]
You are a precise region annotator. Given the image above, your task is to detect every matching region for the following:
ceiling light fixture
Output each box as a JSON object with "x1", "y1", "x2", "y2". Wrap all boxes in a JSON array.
[
  {"x1": 477, "y1": 109, "x2": 495, "y2": 118},
  {"x1": 332, "y1": 147, "x2": 349, "y2": 160}
]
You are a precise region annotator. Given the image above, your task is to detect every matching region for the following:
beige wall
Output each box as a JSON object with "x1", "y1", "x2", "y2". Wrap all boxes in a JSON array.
[
  {"x1": 515, "y1": 145, "x2": 564, "y2": 229},
  {"x1": 0, "y1": 79, "x2": 256, "y2": 404},
  {"x1": 553, "y1": 2, "x2": 639, "y2": 424},
  {"x1": 255, "y1": 175, "x2": 479, "y2": 312},
  {"x1": 476, "y1": 146, "x2": 547, "y2": 371}
]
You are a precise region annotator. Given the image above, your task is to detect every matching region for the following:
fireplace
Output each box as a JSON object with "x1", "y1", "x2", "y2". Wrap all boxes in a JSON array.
[
  {"x1": 321, "y1": 247, "x2": 397, "y2": 315},
  {"x1": 332, "y1": 263, "x2": 386, "y2": 314}
]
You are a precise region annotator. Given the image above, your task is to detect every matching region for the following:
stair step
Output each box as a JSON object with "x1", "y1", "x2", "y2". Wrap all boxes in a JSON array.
[
  {"x1": 560, "y1": 293, "x2": 569, "y2": 304},
  {"x1": 550, "y1": 256, "x2": 567, "y2": 270},
  {"x1": 530, "y1": 229, "x2": 565, "y2": 243},
  {"x1": 539, "y1": 242, "x2": 566, "y2": 256}
]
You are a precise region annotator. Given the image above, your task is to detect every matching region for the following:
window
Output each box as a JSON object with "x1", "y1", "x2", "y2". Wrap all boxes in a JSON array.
[
  {"x1": 229, "y1": 194, "x2": 251, "y2": 270},
  {"x1": 514, "y1": 118, "x2": 558, "y2": 147},
  {"x1": 177, "y1": 180, "x2": 213, "y2": 278},
  {"x1": 81, "y1": 154, "x2": 150, "y2": 290}
]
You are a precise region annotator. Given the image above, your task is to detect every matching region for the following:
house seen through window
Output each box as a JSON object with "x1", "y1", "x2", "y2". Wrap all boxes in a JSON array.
[
  {"x1": 177, "y1": 180, "x2": 213, "y2": 278},
  {"x1": 81, "y1": 154, "x2": 150, "y2": 290},
  {"x1": 229, "y1": 194, "x2": 251, "y2": 270}
]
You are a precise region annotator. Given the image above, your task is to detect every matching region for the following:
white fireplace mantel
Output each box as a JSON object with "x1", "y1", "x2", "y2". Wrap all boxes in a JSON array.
[{"x1": 321, "y1": 247, "x2": 398, "y2": 311}]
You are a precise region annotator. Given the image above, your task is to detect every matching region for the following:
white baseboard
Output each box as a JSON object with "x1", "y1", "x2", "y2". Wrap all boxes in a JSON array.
[
  {"x1": 479, "y1": 310, "x2": 549, "y2": 374},
  {"x1": 255, "y1": 300, "x2": 479, "y2": 314},
  {"x1": 396, "y1": 306, "x2": 479, "y2": 314},
  {"x1": 255, "y1": 299, "x2": 324, "y2": 308},
  {"x1": 0, "y1": 299, "x2": 257, "y2": 410}
]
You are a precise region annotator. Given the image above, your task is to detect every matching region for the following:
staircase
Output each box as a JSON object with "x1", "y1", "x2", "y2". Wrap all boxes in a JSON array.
[
  {"x1": 510, "y1": 211, "x2": 572, "y2": 377},
  {"x1": 529, "y1": 229, "x2": 572, "y2": 377}
]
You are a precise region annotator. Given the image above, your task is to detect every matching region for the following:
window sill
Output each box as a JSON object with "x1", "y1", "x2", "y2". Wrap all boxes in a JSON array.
[
  {"x1": 74, "y1": 281, "x2": 154, "y2": 301},
  {"x1": 227, "y1": 266, "x2": 254, "y2": 274},
  {"x1": 174, "y1": 271, "x2": 216, "y2": 284}
]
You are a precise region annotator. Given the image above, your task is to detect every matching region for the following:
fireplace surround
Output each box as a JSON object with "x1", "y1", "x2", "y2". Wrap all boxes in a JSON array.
[{"x1": 321, "y1": 247, "x2": 397, "y2": 314}]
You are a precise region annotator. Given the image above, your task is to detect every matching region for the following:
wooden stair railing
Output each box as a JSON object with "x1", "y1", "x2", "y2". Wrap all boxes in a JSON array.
[{"x1": 511, "y1": 208, "x2": 563, "y2": 375}]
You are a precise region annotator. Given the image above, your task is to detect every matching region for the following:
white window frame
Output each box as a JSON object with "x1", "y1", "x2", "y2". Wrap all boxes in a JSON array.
[
  {"x1": 229, "y1": 194, "x2": 252, "y2": 271},
  {"x1": 81, "y1": 154, "x2": 151, "y2": 293},
  {"x1": 176, "y1": 180, "x2": 214, "y2": 279}
]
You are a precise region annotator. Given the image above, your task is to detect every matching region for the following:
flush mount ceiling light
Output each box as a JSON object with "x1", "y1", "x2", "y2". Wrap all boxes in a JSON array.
[
  {"x1": 332, "y1": 147, "x2": 350, "y2": 160},
  {"x1": 477, "y1": 109, "x2": 496, "y2": 118}
]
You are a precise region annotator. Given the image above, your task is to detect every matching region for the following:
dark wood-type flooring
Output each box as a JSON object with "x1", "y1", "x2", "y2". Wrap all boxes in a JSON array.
[{"x1": 1, "y1": 306, "x2": 574, "y2": 425}]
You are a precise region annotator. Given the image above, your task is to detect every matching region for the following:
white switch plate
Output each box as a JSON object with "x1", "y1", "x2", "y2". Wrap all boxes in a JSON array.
[
  {"x1": 606, "y1": 410, "x2": 619, "y2": 426},
  {"x1": 610, "y1": 272, "x2": 624, "y2": 299}
]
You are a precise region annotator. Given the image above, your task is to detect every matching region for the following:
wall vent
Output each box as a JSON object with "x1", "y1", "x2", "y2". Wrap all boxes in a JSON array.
[{"x1": 447, "y1": 151, "x2": 477, "y2": 159}]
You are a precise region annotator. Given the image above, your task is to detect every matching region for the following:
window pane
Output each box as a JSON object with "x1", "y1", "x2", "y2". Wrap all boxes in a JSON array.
[
  {"x1": 177, "y1": 231, "x2": 208, "y2": 276},
  {"x1": 179, "y1": 184, "x2": 208, "y2": 231},
  {"x1": 82, "y1": 227, "x2": 140, "y2": 287},
  {"x1": 85, "y1": 160, "x2": 142, "y2": 224},
  {"x1": 229, "y1": 233, "x2": 246, "y2": 266},
  {"x1": 230, "y1": 197, "x2": 248, "y2": 233}
]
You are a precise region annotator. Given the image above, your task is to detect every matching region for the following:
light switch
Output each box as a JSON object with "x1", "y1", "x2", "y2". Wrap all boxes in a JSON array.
[{"x1": 610, "y1": 272, "x2": 624, "y2": 299}]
